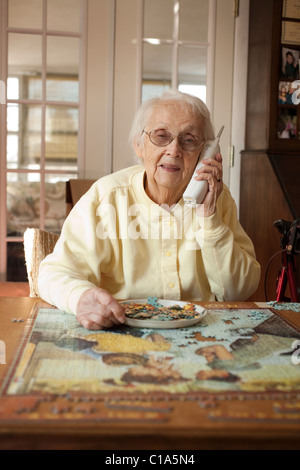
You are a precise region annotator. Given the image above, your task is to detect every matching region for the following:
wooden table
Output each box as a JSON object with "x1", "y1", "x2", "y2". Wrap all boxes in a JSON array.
[
  {"x1": 1, "y1": 296, "x2": 300, "y2": 451},
  {"x1": 0, "y1": 282, "x2": 29, "y2": 297}
]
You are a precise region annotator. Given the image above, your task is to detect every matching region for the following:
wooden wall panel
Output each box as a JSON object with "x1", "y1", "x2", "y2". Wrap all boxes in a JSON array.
[
  {"x1": 240, "y1": 151, "x2": 298, "y2": 301},
  {"x1": 240, "y1": 1, "x2": 300, "y2": 303},
  {"x1": 268, "y1": 153, "x2": 300, "y2": 219}
]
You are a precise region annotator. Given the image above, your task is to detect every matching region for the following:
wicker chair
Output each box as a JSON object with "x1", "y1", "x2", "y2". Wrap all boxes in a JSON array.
[{"x1": 24, "y1": 228, "x2": 59, "y2": 297}]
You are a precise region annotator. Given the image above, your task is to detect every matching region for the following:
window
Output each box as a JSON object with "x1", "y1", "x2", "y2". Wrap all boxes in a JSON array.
[
  {"x1": 142, "y1": 0, "x2": 210, "y2": 102},
  {"x1": 0, "y1": 0, "x2": 86, "y2": 281}
]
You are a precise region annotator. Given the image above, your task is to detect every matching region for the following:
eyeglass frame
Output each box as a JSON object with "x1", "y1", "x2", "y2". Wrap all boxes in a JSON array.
[{"x1": 142, "y1": 129, "x2": 205, "y2": 151}]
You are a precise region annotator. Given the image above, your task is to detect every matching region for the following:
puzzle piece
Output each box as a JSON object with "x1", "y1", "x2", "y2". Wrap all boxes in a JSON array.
[
  {"x1": 146, "y1": 297, "x2": 163, "y2": 308},
  {"x1": 267, "y1": 301, "x2": 300, "y2": 312}
]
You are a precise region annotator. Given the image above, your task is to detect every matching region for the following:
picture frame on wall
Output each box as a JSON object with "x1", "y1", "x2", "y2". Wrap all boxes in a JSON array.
[
  {"x1": 279, "y1": 81, "x2": 295, "y2": 103},
  {"x1": 277, "y1": 107, "x2": 297, "y2": 139},
  {"x1": 281, "y1": 46, "x2": 300, "y2": 79},
  {"x1": 278, "y1": 80, "x2": 300, "y2": 104},
  {"x1": 282, "y1": 20, "x2": 300, "y2": 44},
  {"x1": 282, "y1": 0, "x2": 300, "y2": 20},
  {"x1": 269, "y1": 0, "x2": 300, "y2": 148}
]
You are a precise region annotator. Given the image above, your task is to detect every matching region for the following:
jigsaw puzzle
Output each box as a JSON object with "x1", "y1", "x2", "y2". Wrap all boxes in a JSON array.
[{"x1": 2, "y1": 305, "x2": 300, "y2": 399}]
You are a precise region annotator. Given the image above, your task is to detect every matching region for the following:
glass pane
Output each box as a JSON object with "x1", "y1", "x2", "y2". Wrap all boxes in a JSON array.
[
  {"x1": 7, "y1": 104, "x2": 19, "y2": 132},
  {"x1": 144, "y1": 0, "x2": 174, "y2": 40},
  {"x1": 7, "y1": 77, "x2": 19, "y2": 100},
  {"x1": 47, "y1": 36, "x2": 79, "y2": 102},
  {"x1": 178, "y1": 45, "x2": 207, "y2": 100},
  {"x1": 7, "y1": 135, "x2": 19, "y2": 166},
  {"x1": 142, "y1": 80, "x2": 171, "y2": 102},
  {"x1": 179, "y1": 0, "x2": 209, "y2": 43},
  {"x1": 28, "y1": 77, "x2": 43, "y2": 100},
  {"x1": 47, "y1": 77, "x2": 79, "y2": 103},
  {"x1": 7, "y1": 242, "x2": 27, "y2": 282},
  {"x1": 179, "y1": 83, "x2": 206, "y2": 102},
  {"x1": 8, "y1": 0, "x2": 43, "y2": 29},
  {"x1": 45, "y1": 106, "x2": 78, "y2": 170},
  {"x1": 8, "y1": 33, "x2": 42, "y2": 100},
  {"x1": 7, "y1": 104, "x2": 42, "y2": 170},
  {"x1": 142, "y1": 43, "x2": 172, "y2": 101},
  {"x1": 45, "y1": 174, "x2": 75, "y2": 233},
  {"x1": 7, "y1": 173, "x2": 41, "y2": 237},
  {"x1": 47, "y1": 0, "x2": 80, "y2": 32}
]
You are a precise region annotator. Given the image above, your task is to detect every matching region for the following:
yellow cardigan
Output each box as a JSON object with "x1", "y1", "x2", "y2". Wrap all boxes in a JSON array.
[{"x1": 38, "y1": 165, "x2": 260, "y2": 315}]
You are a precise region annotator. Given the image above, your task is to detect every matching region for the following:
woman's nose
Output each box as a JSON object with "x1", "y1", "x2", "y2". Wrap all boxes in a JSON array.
[{"x1": 165, "y1": 137, "x2": 182, "y2": 156}]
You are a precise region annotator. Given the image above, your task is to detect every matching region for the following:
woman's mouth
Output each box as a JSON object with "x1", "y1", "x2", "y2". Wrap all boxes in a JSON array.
[{"x1": 159, "y1": 164, "x2": 181, "y2": 172}]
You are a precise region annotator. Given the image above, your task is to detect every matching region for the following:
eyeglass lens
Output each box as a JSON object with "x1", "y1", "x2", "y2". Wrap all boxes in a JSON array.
[{"x1": 147, "y1": 129, "x2": 203, "y2": 150}]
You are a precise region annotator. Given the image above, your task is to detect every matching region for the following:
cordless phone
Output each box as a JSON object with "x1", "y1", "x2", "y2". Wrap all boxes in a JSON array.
[{"x1": 183, "y1": 126, "x2": 224, "y2": 207}]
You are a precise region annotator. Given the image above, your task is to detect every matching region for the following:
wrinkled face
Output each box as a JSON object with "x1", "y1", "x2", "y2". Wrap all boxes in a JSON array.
[{"x1": 134, "y1": 102, "x2": 204, "y2": 204}]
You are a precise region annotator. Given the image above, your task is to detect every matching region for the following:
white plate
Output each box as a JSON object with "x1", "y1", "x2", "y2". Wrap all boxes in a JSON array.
[{"x1": 121, "y1": 299, "x2": 206, "y2": 329}]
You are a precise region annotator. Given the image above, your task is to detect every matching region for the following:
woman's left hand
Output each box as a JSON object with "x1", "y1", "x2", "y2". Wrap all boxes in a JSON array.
[{"x1": 194, "y1": 153, "x2": 223, "y2": 217}]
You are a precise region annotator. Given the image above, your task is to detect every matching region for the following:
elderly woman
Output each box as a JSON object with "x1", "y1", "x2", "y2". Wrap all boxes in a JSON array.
[{"x1": 38, "y1": 90, "x2": 260, "y2": 330}]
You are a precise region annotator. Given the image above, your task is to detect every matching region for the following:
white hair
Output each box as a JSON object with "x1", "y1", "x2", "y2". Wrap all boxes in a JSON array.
[{"x1": 128, "y1": 89, "x2": 215, "y2": 153}]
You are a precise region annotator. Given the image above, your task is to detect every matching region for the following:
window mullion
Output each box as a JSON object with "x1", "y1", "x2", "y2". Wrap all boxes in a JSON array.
[
  {"x1": 78, "y1": 0, "x2": 87, "y2": 177},
  {"x1": 39, "y1": 0, "x2": 47, "y2": 230},
  {"x1": 7, "y1": 26, "x2": 80, "y2": 39},
  {"x1": 172, "y1": 0, "x2": 179, "y2": 90},
  {"x1": 206, "y1": 0, "x2": 217, "y2": 112},
  {"x1": 0, "y1": 0, "x2": 8, "y2": 281}
]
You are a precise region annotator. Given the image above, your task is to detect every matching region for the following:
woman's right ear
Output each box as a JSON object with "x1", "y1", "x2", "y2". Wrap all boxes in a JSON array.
[{"x1": 134, "y1": 140, "x2": 143, "y2": 159}]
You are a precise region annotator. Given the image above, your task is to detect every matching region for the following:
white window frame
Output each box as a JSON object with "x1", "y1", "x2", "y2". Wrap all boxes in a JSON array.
[
  {"x1": 136, "y1": 0, "x2": 217, "y2": 110},
  {"x1": 0, "y1": 0, "x2": 87, "y2": 281},
  {"x1": 111, "y1": 0, "x2": 217, "y2": 173}
]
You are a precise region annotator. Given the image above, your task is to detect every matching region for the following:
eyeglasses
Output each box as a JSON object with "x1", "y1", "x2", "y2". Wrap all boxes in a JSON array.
[{"x1": 143, "y1": 129, "x2": 204, "y2": 151}]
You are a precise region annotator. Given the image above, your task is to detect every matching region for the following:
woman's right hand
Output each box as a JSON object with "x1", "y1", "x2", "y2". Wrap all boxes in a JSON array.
[
  {"x1": 76, "y1": 287, "x2": 126, "y2": 330},
  {"x1": 194, "y1": 152, "x2": 223, "y2": 217}
]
